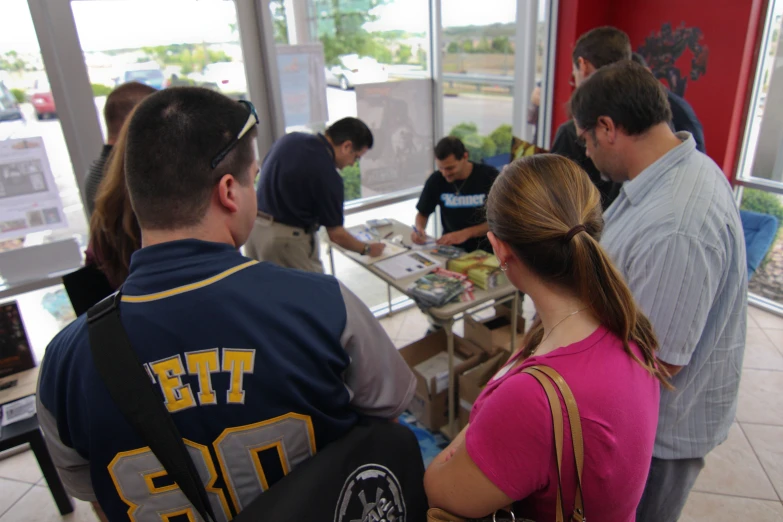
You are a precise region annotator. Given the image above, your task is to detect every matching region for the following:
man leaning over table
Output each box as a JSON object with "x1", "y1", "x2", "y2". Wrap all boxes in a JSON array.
[{"x1": 412, "y1": 137, "x2": 499, "y2": 253}]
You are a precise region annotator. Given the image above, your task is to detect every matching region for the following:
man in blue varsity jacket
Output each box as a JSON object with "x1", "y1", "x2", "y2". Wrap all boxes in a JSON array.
[{"x1": 36, "y1": 87, "x2": 416, "y2": 521}]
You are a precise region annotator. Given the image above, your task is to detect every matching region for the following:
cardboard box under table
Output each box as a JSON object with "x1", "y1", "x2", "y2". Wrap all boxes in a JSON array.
[
  {"x1": 465, "y1": 304, "x2": 526, "y2": 355},
  {"x1": 398, "y1": 331, "x2": 486, "y2": 431},
  {"x1": 458, "y1": 351, "x2": 511, "y2": 429}
]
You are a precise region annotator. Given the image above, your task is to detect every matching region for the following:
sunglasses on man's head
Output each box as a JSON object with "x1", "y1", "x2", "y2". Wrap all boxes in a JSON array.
[{"x1": 210, "y1": 100, "x2": 259, "y2": 169}]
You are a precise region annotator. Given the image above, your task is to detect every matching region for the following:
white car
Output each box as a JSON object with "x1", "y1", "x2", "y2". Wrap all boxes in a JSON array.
[
  {"x1": 195, "y1": 62, "x2": 248, "y2": 96},
  {"x1": 325, "y1": 55, "x2": 389, "y2": 90}
]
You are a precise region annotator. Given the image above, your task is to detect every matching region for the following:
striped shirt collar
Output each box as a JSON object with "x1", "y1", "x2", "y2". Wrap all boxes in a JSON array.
[{"x1": 622, "y1": 132, "x2": 696, "y2": 207}]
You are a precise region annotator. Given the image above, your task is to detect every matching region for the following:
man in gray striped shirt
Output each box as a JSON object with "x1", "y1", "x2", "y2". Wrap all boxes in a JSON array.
[{"x1": 570, "y1": 62, "x2": 747, "y2": 522}]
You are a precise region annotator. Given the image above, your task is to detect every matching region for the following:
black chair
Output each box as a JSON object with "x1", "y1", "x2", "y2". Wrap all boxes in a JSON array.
[{"x1": 62, "y1": 264, "x2": 114, "y2": 316}]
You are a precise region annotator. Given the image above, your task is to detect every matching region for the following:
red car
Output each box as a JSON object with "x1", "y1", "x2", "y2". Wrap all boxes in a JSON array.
[{"x1": 31, "y1": 79, "x2": 56, "y2": 120}]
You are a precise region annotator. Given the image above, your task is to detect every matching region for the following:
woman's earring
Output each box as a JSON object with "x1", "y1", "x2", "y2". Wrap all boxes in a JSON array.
[{"x1": 500, "y1": 262, "x2": 509, "y2": 272}]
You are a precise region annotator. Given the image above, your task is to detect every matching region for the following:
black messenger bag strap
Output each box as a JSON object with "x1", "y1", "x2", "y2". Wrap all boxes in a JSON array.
[{"x1": 86, "y1": 293, "x2": 217, "y2": 522}]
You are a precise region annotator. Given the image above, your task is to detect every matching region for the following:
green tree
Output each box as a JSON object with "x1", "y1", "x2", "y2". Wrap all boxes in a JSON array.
[
  {"x1": 416, "y1": 48, "x2": 427, "y2": 67},
  {"x1": 1, "y1": 51, "x2": 27, "y2": 72},
  {"x1": 462, "y1": 40, "x2": 474, "y2": 53},
  {"x1": 269, "y1": 1, "x2": 289, "y2": 44},
  {"x1": 476, "y1": 37, "x2": 491, "y2": 53},
  {"x1": 492, "y1": 36, "x2": 513, "y2": 54},
  {"x1": 340, "y1": 163, "x2": 362, "y2": 201},
  {"x1": 447, "y1": 41, "x2": 460, "y2": 53},
  {"x1": 10, "y1": 88, "x2": 26, "y2": 103},
  {"x1": 315, "y1": 0, "x2": 391, "y2": 66},
  {"x1": 365, "y1": 40, "x2": 393, "y2": 64},
  {"x1": 396, "y1": 44, "x2": 412, "y2": 64}
]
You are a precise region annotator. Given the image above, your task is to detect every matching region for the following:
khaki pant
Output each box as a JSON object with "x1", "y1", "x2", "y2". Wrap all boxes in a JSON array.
[{"x1": 244, "y1": 213, "x2": 324, "y2": 273}]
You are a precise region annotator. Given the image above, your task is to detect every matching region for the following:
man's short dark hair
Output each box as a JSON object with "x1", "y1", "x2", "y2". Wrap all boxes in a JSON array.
[
  {"x1": 434, "y1": 136, "x2": 467, "y2": 161},
  {"x1": 325, "y1": 117, "x2": 374, "y2": 150},
  {"x1": 569, "y1": 61, "x2": 672, "y2": 136},
  {"x1": 125, "y1": 87, "x2": 257, "y2": 230},
  {"x1": 631, "y1": 52, "x2": 649, "y2": 68},
  {"x1": 572, "y1": 27, "x2": 632, "y2": 68},
  {"x1": 104, "y1": 82, "x2": 157, "y2": 139}
]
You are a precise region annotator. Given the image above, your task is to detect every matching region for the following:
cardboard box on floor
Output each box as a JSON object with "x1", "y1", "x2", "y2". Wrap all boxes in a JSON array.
[
  {"x1": 464, "y1": 304, "x2": 526, "y2": 355},
  {"x1": 458, "y1": 352, "x2": 511, "y2": 429},
  {"x1": 398, "y1": 330, "x2": 486, "y2": 431}
]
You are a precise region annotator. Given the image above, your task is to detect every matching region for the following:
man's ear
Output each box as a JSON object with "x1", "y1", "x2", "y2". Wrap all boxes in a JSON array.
[
  {"x1": 597, "y1": 116, "x2": 617, "y2": 143},
  {"x1": 217, "y1": 174, "x2": 240, "y2": 214},
  {"x1": 580, "y1": 57, "x2": 595, "y2": 76}
]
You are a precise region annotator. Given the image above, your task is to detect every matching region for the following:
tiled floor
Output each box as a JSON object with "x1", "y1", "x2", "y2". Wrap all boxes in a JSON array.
[{"x1": 1, "y1": 304, "x2": 781, "y2": 521}]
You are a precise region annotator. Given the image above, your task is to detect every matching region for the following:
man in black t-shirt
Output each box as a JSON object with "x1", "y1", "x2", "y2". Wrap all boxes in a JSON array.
[{"x1": 413, "y1": 137, "x2": 499, "y2": 253}]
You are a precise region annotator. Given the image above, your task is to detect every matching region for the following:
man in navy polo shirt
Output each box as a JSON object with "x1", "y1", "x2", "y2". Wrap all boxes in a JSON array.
[
  {"x1": 245, "y1": 118, "x2": 385, "y2": 273},
  {"x1": 36, "y1": 88, "x2": 415, "y2": 521}
]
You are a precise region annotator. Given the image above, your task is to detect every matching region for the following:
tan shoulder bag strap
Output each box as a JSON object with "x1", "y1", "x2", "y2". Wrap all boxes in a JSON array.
[
  {"x1": 533, "y1": 366, "x2": 585, "y2": 522},
  {"x1": 522, "y1": 367, "x2": 566, "y2": 522},
  {"x1": 523, "y1": 366, "x2": 586, "y2": 522}
]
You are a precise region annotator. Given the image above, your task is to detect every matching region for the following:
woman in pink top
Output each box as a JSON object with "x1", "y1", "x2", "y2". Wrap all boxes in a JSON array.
[{"x1": 424, "y1": 154, "x2": 671, "y2": 521}]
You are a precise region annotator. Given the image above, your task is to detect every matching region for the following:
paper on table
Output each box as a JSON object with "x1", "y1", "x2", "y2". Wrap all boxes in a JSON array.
[
  {"x1": 343, "y1": 240, "x2": 408, "y2": 264},
  {"x1": 409, "y1": 240, "x2": 438, "y2": 250},
  {"x1": 347, "y1": 224, "x2": 377, "y2": 242},
  {"x1": 374, "y1": 251, "x2": 442, "y2": 280},
  {"x1": 1, "y1": 395, "x2": 36, "y2": 427}
]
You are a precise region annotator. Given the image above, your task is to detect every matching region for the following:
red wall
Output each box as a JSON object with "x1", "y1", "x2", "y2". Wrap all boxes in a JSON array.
[{"x1": 551, "y1": 0, "x2": 768, "y2": 180}]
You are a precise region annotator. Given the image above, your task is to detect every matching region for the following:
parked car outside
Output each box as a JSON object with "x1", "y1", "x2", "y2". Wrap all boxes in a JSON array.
[
  {"x1": 30, "y1": 79, "x2": 56, "y2": 120},
  {"x1": 192, "y1": 62, "x2": 247, "y2": 97},
  {"x1": 325, "y1": 54, "x2": 389, "y2": 90},
  {"x1": 116, "y1": 63, "x2": 165, "y2": 90}
]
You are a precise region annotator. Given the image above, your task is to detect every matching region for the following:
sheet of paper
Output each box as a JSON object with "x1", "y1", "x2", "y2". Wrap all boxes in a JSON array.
[
  {"x1": 374, "y1": 251, "x2": 442, "y2": 280},
  {"x1": 347, "y1": 224, "x2": 376, "y2": 243},
  {"x1": 1, "y1": 395, "x2": 36, "y2": 427},
  {"x1": 0, "y1": 138, "x2": 67, "y2": 241},
  {"x1": 343, "y1": 240, "x2": 408, "y2": 264}
]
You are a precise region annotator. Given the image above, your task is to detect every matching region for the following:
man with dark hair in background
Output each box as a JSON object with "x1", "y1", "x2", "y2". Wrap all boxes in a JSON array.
[
  {"x1": 37, "y1": 87, "x2": 415, "y2": 521},
  {"x1": 551, "y1": 26, "x2": 705, "y2": 210},
  {"x1": 83, "y1": 81, "x2": 156, "y2": 216},
  {"x1": 570, "y1": 62, "x2": 746, "y2": 522},
  {"x1": 246, "y1": 117, "x2": 385, "y2": 272},
  {"x1": 412, "y1": 136, "x2": 499, "y2": 253}
]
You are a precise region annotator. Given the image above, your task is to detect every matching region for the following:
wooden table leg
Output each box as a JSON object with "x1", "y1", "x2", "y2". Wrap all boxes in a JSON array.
[{"x1": 30, "y1": 429, "x2": 73, "y2": 515}]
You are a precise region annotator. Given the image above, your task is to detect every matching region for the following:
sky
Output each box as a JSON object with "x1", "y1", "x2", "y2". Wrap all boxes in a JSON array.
[{"x1": 2, "y1": 0, "x2": 548, "y2": 54}]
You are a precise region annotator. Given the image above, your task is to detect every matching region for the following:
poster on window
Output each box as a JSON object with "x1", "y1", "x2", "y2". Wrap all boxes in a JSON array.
[
  {"x1": 0, "y1": 137, "x2": 66, "y2": 242},
  {"x1": 356, "y1": 80, "x2": 434, "y2": 198},
  {"x1": 276, "y1": 43, "x2": 329, "y2": 128}
]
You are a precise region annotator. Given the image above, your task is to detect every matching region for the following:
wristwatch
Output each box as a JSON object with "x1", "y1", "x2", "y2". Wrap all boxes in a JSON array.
[{"x1": 362, "y1": 244, "x2": 371, "y2": 256}]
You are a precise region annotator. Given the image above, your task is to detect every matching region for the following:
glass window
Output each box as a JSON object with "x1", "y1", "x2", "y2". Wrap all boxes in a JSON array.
[
  {"x1": 268, "y1": 0, "x2": 433, "y2": 202},
  {"x1": 737, "y1": 1, "x2": 783, "y2": 312},
  {"x1": 441, "y1": 0, "x2": 516, "y2": 169},
  {"x1": 71, "y1": 0, "x2": 247, "y2": 140},
  {"x1": 0, "y1": 1, "x2": 88, "y2": 258}
]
